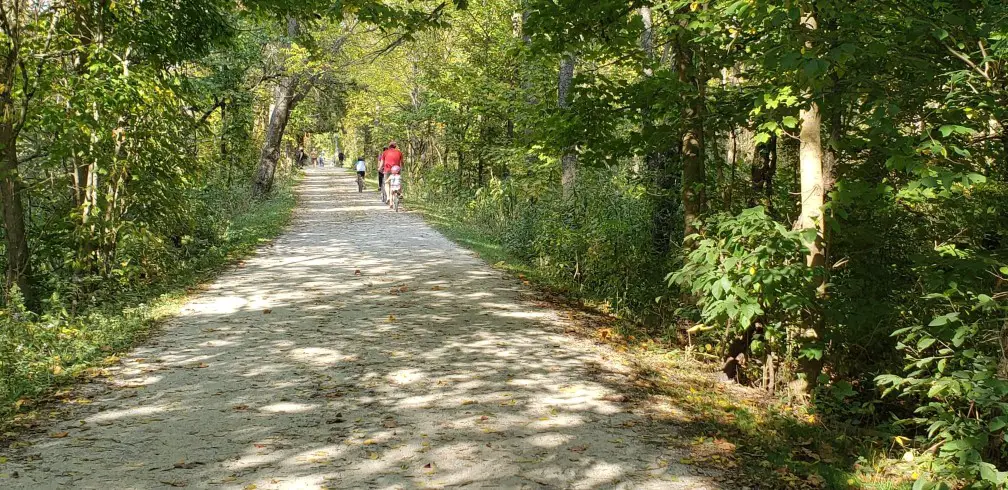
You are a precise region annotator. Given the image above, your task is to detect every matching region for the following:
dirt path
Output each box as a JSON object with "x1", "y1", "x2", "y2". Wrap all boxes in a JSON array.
[{"x1": 1, "y1": 169, "x2": 716, "y2": 489}]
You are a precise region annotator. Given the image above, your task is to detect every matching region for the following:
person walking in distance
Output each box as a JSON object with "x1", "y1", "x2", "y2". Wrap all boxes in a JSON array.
[
  {"x1": 381, "y1": 141, "x2": 403, "y2": 204},
  {"x1": 377, "y1": 146, "x2": 388, "y2": 202}
]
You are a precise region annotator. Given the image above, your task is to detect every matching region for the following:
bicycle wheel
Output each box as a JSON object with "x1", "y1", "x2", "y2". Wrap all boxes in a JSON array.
[
  {"x1": 357, "y1": 176, "x2": 364, "y2": 192},
  {"x1": 394, "y1": 192, "x2": 400, "y2": 212}
]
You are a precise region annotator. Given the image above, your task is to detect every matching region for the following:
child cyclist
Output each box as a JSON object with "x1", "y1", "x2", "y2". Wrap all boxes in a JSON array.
[{"x1": 387, "y1": 165, "x2": 402, "y2": 209}]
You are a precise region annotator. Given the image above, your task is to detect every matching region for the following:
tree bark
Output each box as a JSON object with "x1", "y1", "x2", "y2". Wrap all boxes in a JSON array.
[
  {"x1": 679, "y1": 45, "x2": 705, "y2": 238},
  {"x1": 253, "y1": 17, "x2": 302, "y2": 198},
  {"x1": 0, "y1": 11, "x2": 36, "y2": 308},
  {"x1": 253, "y1": 74, "x2": 299, "y2": 197},
  {"x1": 0, "y1": 126, "x2": 34, "y2": 307},
  {"x1": 751, "y1": 134, "x2": 777, "y2": 210},
  {"x1": 794, "y1": 10, "x2": 827, "y2": 396},
  {"x1": 558, "y1": 54, "x2": 577, "y2": 199},
  {"x1": 640, "y1": 6, "x2": 677, "y2": 254}
]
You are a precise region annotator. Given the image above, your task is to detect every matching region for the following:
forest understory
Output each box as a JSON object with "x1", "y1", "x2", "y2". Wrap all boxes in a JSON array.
[{"x1": 0, "y1": 0, "x2": 1006, "y2": 488}]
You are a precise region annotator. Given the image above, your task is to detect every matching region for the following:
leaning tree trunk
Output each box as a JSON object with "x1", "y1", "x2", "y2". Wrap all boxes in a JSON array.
[
  {"x1": 558, "y1": 54, "x2": 577, "y2": 199},
  {"x1": 794, "y1": 11, "x2": 828, "y2": 396},
  {"x1": 253, "y1": 75, "x2": 298, "y2": 197},
  {"x1": 253, "y1": 17, "x2": 301, "y2": 198}
]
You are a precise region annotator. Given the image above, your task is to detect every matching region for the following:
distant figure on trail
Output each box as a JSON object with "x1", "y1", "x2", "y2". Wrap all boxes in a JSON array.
[
  {"x1": 356, "y1": 156, "x2": 366, "y2": 177},
  {"x1": 355, "y1": 156, "x2": 367, "y2": 192},
  {"x1": 377, "y1": 146, "x2": 388, "y2": 202},
  {"x1": 381, "y1": 141, "x2": 403, "y2": 205},
  {"x1": 338, "y1": 152, "x2": 345, "y2": 167},
  {"x1": 295, "y1": 147, "x2": 307, "y2": 168}
]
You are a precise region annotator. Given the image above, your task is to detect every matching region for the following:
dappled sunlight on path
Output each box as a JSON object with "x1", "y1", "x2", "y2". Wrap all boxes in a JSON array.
[{"x1": 2, "y1": 168, "x2": 717, "y2": 489}]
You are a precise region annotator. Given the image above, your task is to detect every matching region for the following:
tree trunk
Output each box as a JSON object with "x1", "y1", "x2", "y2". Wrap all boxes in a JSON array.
[
  {"x1": 558, "y1": 54, "x2": 577, "y2": 199},
  {"x1": 751, "y1": 134, "x2": 777, "y2": 210},
  {"x1": 641, "y1": 6, "x2": 676, "y2": 254},
  {"x1": 253, "y1": 75, "x2": 298, "y2": 197},
  {"x1": 0, "y1": 20, "x2": 35, "y2": 308},
  {"x1": 0, "y1": 129, "x2": 34, "y2": 307},
  {"x1": 253, "y1": 17, "x2": 301, "y2": 198},
  {"x1": 794, "y1": 12, "x2": 827, "y2": 395},
  {"x1": 680, "y1": 44, "x2": 705, "y2": 238}
]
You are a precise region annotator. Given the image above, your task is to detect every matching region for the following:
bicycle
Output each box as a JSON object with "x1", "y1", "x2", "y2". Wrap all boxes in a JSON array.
[
  {"x1": 356, "y1": 173, "x2": 365, "y2": 193},
  {"x1": 388, "y1": 173, "x2": 402, "y2": 212}
]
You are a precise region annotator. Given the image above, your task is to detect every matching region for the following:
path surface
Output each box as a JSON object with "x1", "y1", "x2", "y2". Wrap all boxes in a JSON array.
[{"x1": 2, "y1": 169, "x2": 716, "y2": 489}]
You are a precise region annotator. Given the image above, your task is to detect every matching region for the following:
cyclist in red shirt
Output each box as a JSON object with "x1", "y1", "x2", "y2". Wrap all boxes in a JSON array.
[{"x1": 381, "y1": 142, "x2": 403, "y2": 202}]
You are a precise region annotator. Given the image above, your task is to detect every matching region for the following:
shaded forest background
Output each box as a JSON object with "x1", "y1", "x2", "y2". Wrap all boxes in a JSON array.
[{"x1": 0, "y1": 0, "x2": 1005, "y2": 488}]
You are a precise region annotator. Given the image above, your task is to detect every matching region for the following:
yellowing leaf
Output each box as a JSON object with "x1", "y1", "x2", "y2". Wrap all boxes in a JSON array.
[{"x1": 52, "y1": 364, "x2": 64, "y2": 375}]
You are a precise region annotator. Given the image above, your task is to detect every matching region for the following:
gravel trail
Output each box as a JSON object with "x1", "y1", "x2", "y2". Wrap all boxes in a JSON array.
[{"x1": 1, "y1": 168, "x2": 716, "y2": 489}]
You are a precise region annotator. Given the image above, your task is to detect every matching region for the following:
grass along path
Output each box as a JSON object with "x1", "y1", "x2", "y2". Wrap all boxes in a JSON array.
[
  {"x1": 411, "y1": 195, "x2": 914, "y2": 490},
  {"x1": 0, "y1": 179, "x2": 297, "y2": 431},
  {"x1": 0, "y1": 168, "x2": 717, "y2": 489}
]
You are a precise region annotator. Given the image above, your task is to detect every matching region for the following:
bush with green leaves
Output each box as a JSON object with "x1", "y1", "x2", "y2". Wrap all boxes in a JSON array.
[
  {"x1": 668, "y1": 206, "x2": 817, "y2": 383},
  {"x1": 877, "y1": 267, "x2": 1007, "y2": 488}
]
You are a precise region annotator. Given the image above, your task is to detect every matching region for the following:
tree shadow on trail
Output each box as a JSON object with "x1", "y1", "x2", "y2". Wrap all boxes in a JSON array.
[{"x1": 2, "y1": 169, "x2": 728, "y2": 489}]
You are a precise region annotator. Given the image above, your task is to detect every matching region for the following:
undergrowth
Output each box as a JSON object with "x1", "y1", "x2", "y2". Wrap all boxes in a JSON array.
[
  {"x1": 411, "y1": 195, "x2": 913, "y2": 490},
  {"x1": 0, "y1": 177, "x2": 298, "y2": 428}
]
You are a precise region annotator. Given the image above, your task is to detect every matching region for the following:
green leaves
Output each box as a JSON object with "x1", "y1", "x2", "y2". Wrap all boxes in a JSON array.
[{"x1": 669, "y1": 206, "x2": 817, "y2": 377}]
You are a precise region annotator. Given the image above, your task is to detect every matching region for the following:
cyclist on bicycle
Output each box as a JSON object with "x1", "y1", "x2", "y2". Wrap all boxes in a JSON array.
[
  {"x1": 355, "y1": 156, "x2": 367, "y2": 192},
  {"x1": 381, "y1": 142, "x2": 403, "y2": 203},
  {"x1": 387, "y1": 165, "x2": 402, "y2": 210}
]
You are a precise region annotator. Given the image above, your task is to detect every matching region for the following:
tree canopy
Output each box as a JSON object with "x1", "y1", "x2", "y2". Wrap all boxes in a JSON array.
[{"x1": 0, "y1": 0, "x2": 1005, "y2": 487}]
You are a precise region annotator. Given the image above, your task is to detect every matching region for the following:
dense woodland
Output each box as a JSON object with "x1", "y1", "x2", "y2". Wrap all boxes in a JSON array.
[{"x1": 0, "y1": 0, "x2": 1006, "y2": 488}]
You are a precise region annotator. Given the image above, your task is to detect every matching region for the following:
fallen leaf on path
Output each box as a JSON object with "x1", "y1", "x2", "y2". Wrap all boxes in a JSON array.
[
  {"x1": 354, "y1": 270, "x2": 362, "y2": 276},
  {"x1": 173, "y1": 460, "x2": 204, "y2": 469},
  {"x1": 387, "y1": 315, "x2": 396, "y2": 322},
  {"x1": 382, "y1": 418, "x2": 398, "y2": 428},
  {"x1": 233, "y1": 404, "x2": 249, "y2": 411},
  {"x1": 368, "y1": 452, "x2": 379, "y2": 460},
  {"x1": 431, "y1": 285, "x2": 442, "y2": 291},
  {"x1": 160, "y1": 480, "x2": 188, "y2": 487},
  {"x1": 263, "y1": 309, "x2": 272, "y2": 314},
  {"x1": 243, "y1": 485, "x2": 257, "y2": 490},
  {"x1": 569, "y1": 444, "x2": 589, "y2": 453},
  {"x1": 48, "y1": 432, "x2": 69, "y2": 438},
  {"x1": 195, "y1": 363, "x2": 209, "y2": 369}
]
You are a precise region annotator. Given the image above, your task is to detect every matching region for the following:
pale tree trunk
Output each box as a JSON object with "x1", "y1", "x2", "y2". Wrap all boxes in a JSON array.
[
  {"x1": 558, "y1": 54, "x2": 577, "y2": 199},
  {"x1": 793, "y1": 10, "x2": 827, "y2": 395},
  {"x1": 253, "y1": 72, "x2": 300, "y2": 197},
  {"x1": 253, "y1": 18, "x2": 304, "y2": 197}
]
